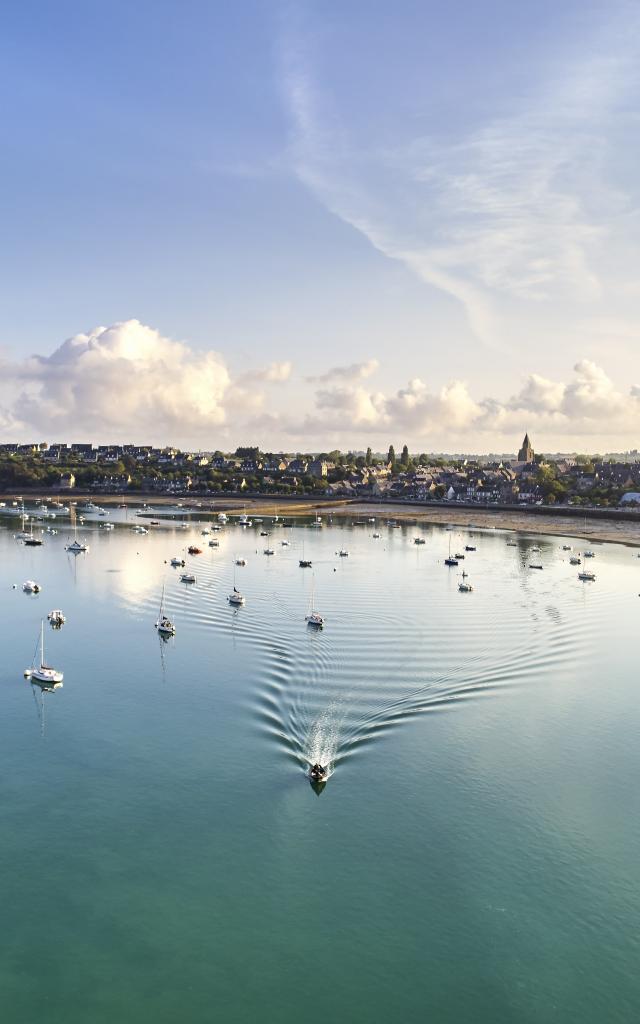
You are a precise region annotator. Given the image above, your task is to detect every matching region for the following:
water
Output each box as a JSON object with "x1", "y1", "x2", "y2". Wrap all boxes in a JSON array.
[{"x1": 1, "y1": 509, "x2": 639, "y2": 1023}]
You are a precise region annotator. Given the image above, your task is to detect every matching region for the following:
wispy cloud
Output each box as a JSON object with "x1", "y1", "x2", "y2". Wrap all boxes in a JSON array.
[
  {"x1": 306, "y1": 358, "x2": 379, "y2": 384},
  {"x1": 278, "y1": 7, "x2": 640, "y2": 349}
]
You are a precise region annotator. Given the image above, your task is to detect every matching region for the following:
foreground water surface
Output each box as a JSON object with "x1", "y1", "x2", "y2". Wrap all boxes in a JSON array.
[{"x1": 1, "y1": 508, "x2": 639, "y2": 1023}]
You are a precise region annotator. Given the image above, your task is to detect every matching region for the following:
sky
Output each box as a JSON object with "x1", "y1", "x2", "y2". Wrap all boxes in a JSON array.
[{"x1": 1, "y1": 0, "x2": 639, "y2": 453}]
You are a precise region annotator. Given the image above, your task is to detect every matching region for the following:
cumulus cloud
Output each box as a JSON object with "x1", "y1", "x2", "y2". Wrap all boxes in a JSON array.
[
  {"x1": 296, "y1": 360, "x2": 640, "y2": 443},
  {"x1": 1, "y1": 320, "x2": 238, "y2": 443}
]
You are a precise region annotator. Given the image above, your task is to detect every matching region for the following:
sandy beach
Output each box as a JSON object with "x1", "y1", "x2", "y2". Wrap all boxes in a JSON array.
[{"x1": 6, "y1": 492, "x2": 640, "y2": 547}]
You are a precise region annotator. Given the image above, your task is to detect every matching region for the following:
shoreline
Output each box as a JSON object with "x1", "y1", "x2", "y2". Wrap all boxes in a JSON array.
[{"x1": 3, "y1": 491, "x2": 639, "y2": 546}]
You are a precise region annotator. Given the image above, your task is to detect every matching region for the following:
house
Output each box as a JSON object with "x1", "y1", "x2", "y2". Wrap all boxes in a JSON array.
[
  {"x1": 59, "y1": 472, "x2": 76, "y2": 489},
  {"x1": 264, "y1": 458, "x2": 289, "y2": 473},
  {"x1": 308, "y1": 459, "x2": 331, "y2": 478}
]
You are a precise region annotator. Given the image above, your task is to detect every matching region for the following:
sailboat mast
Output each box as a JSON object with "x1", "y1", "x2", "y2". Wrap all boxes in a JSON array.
[{"x1": 40, "y1": 620, "x2": 45, "y2": 668}]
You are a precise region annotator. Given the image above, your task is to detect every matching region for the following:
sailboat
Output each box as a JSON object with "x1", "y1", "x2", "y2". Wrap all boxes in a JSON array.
[
  {"x1": 24, "y1": 519, "x2": 43, "y2": 546},
  {"x1": 25, "y1": 621, "x2": 64, "y2": 686},
  {"x1": 155, "y1": 583, "x2": 176, "y2": 635},
  {"x1": 66, "y1": 515, "x2": 89, "y2": 553},
  {"x1": 305, "y1": 576, "x2": 324, "y2": 628},
  {"x1": 299, "y1": 535, "x2": 312, "y2": 568},
  {"x1": 444, "y1": 535, "x2": 458, "y2": 567},
  {"x1": 582, "y1": 515, "x2": 595, "y2": 558},
  {"x1": 228, "y1": 565, "x2": 245, "y2": 605}
]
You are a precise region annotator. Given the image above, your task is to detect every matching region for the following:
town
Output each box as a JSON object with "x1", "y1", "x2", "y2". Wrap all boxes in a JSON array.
[{"x1": 0, "y1": 434, "x2": 639, "y2": 508}]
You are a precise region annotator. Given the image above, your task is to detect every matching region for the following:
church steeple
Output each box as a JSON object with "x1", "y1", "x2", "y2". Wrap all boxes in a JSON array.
[{"x1": 518, "y1": 433, "x2": 534, "y2": 462}]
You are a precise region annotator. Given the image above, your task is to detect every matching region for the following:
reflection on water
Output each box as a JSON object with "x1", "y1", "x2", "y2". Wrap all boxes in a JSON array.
[{"x1": 1, "y1": 513, "x2": 639, "y2": 1022}]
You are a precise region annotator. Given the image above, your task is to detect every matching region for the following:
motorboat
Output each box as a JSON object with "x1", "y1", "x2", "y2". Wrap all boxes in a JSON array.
[
  {"x1": 570, "y1": 555, "x2": 581, "y2": 565},
  {"x1": 209, "y1": 539, "x2": 219, "y2": 547},
  {"x1": 228, "y1": 588, "x2": 245, "y2": 605},
  {"x1": 132, "y1": 525, "x2": 148, "y2": 535},
  {"x1": 414, "y1": 537, "x2": 426, "y2": 545},
  {"x1": 338, "y1": 549, "x2": 349, "y2": 557},
  {"x1": 235, "y1": 558, "x2": 247, "y2": 566},
  {"x1": 372, "y1": 532, "x2": 381, "y2": 538},
  {"x1": 100, "y1": 522, "x2": 115, "y2": 530},
  {"x1": 25, "y1": 621, "x2": 63, "y2": 686},
  {"x1": 578, "y1": 570, "x2": 596, "y2": 581},
  {"x1": 281, "y1": 540, "x2": 290, "y2": 546},
  {"x1": 260, "y1": 531, "x2": 269, "y2": 537},
  {"x1": 584, "y1": 550, "x2": 595, "y2": 558},
  {"x1": 562, "y1": 544, "x2": 572, "y2": 551},
  {"x1": 309, "y1": 763, "x2": 327, "y2": 782},
  {"x1": 444, "y1": 557, "x2": 459, "y2": 566},
  {"x1": 23, "y1": 580, "x2": 41, "y2": 593},
  {"x1": 180, "y1": 572, "x2": 196, "y2": 584},
  {"x1": 264, "y1": 548, "x2": 275, "y2": 555},
  {"x1": 458, "y1": 581, "x2": 474, "y2": 592},
  {"x1": 507, "y1": 540, "x2": 517, "y2": 546},
  {"x1": 529, "y1": 563, "x2": 543, "y2": 570},
  {"x1": 218, "y1": 513, "x2": 228, "y2": 523},
  {"x1": 299, "y1": 559, "x2": 312, "y2": 568},
  {"x1": 465, "y1": 545, "x2": 476, "y2": 552},
  {"x1": 47, "y1": 609, "x2": 66, "y2": 627},
  {"x1": 188, "y1": 546, "x2": 202, "y2": 555},
  {"x1": 454, "y1": 553, "x2": 465, "y2": 559},
  {"x1": 170, "y1": 557, "x2": 185, "y2": 567}
]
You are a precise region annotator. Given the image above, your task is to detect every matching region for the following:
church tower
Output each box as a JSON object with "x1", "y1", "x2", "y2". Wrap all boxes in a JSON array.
[{"x1": 518, "y1": 433, "x2": 534, "y2": 462}]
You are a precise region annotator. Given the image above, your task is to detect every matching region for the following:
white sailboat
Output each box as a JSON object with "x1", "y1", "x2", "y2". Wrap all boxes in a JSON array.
[
  {"x1": 228, "y1": 565, "x2": 245, "y2": 604},
  {"x1": 305, "y1": 576, "x2": 324, "y2": 628},
  {"x1": 155, "y1": 583, "x2": 176, "y2": 635},
  {"x1": 66, "y1": 516, "x2": 89, "y2": 553},
  {"x1": 25, "y1": 621, "x2": 64, "y2": 685}
]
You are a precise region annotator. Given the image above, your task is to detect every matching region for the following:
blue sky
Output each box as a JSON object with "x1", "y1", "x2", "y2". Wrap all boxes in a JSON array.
[{"x1": 1, "y1": 0, "x2": 639, "y2": 451}]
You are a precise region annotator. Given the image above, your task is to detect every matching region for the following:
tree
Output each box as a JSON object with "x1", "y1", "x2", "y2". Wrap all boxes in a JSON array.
[
  {"x1": 401, "y1": 444, "x2": 409, "y2": 466},
  {"x1": 387, "y1": 445, "x2": 396, "y2": 467},
  {"x1": 365, "y1": 447, "x2": 372, "y2": 466}
]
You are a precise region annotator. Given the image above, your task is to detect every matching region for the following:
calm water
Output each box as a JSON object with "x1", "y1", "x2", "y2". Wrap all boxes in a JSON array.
[{"x1": 1, "y1": 508, "x2": 639, "y2": 1023}]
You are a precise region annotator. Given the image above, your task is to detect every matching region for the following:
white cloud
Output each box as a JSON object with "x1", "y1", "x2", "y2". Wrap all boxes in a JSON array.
[
  {"x1": 240, "y1": 360, "x2": 293, "y2": 384},
  {"x1": 295, "y1": 360, "x2": 640, "y2": 446},
  {"x1": 2, "y1": 320, "x2": 235, "y2": 443},
  {"x1": 306, "y1": 358, "x2": 379, "y2": 384}
]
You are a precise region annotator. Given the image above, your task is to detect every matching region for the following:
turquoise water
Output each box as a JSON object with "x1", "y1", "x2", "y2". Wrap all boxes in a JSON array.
[{"x1": 1, "y1": 509, "x2": 639, "y2": 1023}]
